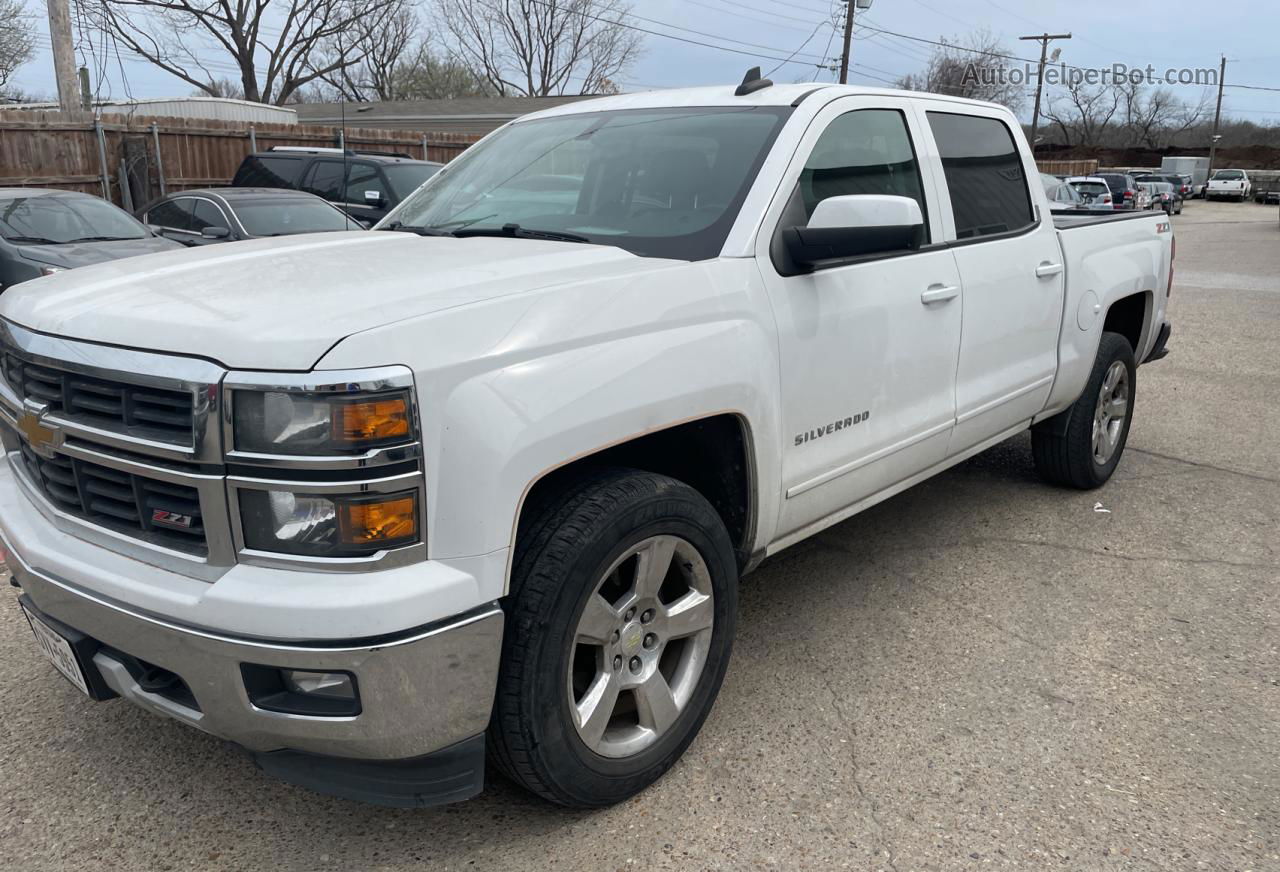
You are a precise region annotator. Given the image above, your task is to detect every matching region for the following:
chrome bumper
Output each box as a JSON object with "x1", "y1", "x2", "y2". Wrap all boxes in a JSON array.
[{"x1": 8, "y1": 544, "x2": 503, "y2": 762}]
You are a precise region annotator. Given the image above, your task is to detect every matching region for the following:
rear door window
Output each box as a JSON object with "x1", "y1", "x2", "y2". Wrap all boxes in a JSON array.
[
  {"x1": 927, "y1": 111, "x2": 1034, "y2": 239},
  {"x1": 344, "y1": 163, "x2": 384, "y2": 205},
  {"x1": 303, "y1": 161, "x2": 346, "y2": 201},
  {"x1": 189, "y1": 199, "x2": 228, "y2": 233},
  {"x1": 145, "y1": 198, "x2": 193, "y2": 231}
]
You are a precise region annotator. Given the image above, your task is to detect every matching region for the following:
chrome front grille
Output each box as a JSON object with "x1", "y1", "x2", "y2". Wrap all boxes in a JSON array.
[
  {"x1": 2, "y1": 351, "x2": 194, "y2": 445},
  {"x1": 0, "y1": 320, "x2": 423, "y2": 579},
  {"x1": 19, "y1": 442, "x2": 207, "y2": 556}
]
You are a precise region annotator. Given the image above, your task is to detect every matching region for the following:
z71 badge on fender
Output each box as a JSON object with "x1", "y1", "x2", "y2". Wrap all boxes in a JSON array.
[{"x1": 795, "y1": 411, "x2": 870, "y2": 447}]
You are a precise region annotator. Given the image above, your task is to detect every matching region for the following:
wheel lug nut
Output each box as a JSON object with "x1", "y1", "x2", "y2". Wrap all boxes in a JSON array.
[
  {"x1": 624, "y1": 607, "x2": 636, "y2": 621},
  {"x1": 629, "y1": 656, "x2": 642, "y2": 673},
  {"x1": 643, "y1": 633, "x2": 657, "y2": 649},
  {"x1": 613, "y1": 655, "x2": 623, "y2": 671},
  {"x1": 610, "y1": 629, "x2": 620, "y2": 643},
  {"x1": 640, "y1": 609, "x2": 654, "y2": 624}
]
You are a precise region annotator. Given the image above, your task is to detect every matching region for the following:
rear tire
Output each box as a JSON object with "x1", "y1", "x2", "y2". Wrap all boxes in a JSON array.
[
  {"x1": 487, "y1": 468, "x2": 738, "y2": 807},
  {"x1": 1032, "y1": 332, "x2": 1137, "y2": 489}
]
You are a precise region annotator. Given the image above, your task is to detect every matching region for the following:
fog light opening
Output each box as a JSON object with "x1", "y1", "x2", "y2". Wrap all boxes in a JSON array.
[{"x1": 240, "y1": 664, "x2": 361, "y2": 717}]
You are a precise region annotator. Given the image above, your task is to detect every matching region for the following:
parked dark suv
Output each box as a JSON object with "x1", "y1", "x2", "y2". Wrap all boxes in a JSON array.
[
  {"x1": 231, "y1": 147, "x2": 443, "y2": 225},
  {"x1": 1096, "y1": 173, "x2": 1140, "y2": 210}
]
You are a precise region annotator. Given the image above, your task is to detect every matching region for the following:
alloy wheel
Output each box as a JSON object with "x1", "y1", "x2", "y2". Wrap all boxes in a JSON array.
[
  {"x1": 567, "y1": 535, "x2": 715, "y2": 759},
  {"x1": 1092, "y1": 360, "x2": 1129, "y2": 465}
]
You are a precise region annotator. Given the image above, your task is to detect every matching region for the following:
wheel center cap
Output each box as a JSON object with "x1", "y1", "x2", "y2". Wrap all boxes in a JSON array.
[{"x1": 622, "y1": 624, "x2": 644, "y2": 655}]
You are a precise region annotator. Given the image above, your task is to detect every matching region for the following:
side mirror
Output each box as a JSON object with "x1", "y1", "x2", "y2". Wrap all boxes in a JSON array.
[
  {"x1": 201, "y1": 226, "x2": 231, "y2": 240},
  {"x1": 783, "y1": 195, "x2": 925, "y2": 268}
]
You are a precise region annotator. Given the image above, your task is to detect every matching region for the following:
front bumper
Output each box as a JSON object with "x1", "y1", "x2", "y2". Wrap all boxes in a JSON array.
[{"x1": 5, "y1": 532, "x2": 504, "y2": 805}]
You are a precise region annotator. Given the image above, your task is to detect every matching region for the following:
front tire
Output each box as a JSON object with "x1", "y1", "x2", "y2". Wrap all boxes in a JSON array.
[
  {"x1": 1032, "y1": 331, "x2": 1137, "y2": 489},
  {"x1": 488, "y1": 468, "x2": 738, "y2": 807}
]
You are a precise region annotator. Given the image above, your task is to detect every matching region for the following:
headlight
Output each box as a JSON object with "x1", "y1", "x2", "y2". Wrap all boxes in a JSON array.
[
  {"x1": 233, "y1": 389, "x2": 412, "y2": 455},
  {"x1": 240, "y1": 489, "x2": 418, "y2": 557}
]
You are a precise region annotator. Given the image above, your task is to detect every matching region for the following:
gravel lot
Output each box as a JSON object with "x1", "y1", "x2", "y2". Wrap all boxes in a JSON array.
[{"x1": 1, "y1": 199, "x2": 1277, "y2": 872}]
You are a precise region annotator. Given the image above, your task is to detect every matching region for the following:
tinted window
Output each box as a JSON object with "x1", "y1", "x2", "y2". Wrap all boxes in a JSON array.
[
  {"x1": 145, "y1": 198, "x2": 193, "y2": 231},
  {"x1": 345, "y1": 163, "x2": 384, "y2": 204},
  {"x1": 1213, "y1": 170, "x2": 1244, "y2": 180},
  {"x1": 189, "y1": 200, "x2": 227, "y2": 232},
  {"x1": 1097, "y1": 174, "x2": 1132, "y2": 195},
  {"x1": 800, "y1": 108, "x2": 928, "y2": 238},
  {"x1": 233, "y1": 200, "x2": 355, "y2": 236},
  {"x1": 927, "y1": 112, "x2": 1033, "y2": 239},
  {"x1": 235, "y1": 155, "x2": 302, "y2": 188},
  {"x1": 385, "y1": 106, "x2": 792, "y2": 261},
  {"x1": 304, "y1": 161, "x2": 346, "y2": 200},
  {"x1": 381, "y1": 163, "x2": 441, "y2": 200}
]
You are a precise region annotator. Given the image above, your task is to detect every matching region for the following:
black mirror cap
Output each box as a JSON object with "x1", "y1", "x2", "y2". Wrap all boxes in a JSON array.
[
  {"x1": 783, "y1": 222, "x2": 924, "y2": 270},
  {"x1": 201, "y1": 226, "x2": 232, "y2": 239}
]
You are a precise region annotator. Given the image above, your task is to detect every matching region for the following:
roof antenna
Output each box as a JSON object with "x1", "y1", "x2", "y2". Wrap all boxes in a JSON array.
[{"x1": 734, "y1": 66, "x2": 774, "y2": 96}]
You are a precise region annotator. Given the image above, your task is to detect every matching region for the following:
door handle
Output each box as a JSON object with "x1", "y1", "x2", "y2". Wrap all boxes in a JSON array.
[
  {"x1": 1035, "y1": 262, "x2": 1064, "y2": 278},
  {"x1": 920, "y1": 284, "x2": 959, "y2": 305}
]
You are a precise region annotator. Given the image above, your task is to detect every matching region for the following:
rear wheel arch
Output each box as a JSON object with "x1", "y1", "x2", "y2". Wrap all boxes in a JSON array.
[{"x1": 1101, "y1": 290, "x2": 1153, "y2": 359}]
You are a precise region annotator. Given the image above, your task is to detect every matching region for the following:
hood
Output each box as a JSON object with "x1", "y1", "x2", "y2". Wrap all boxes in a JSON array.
[
  {"x1": 0, "y1": 231, "x2": 678, "y2": 370},
  {"x1": 15, "y1": 236, "x2": 183, "y2": 268}
]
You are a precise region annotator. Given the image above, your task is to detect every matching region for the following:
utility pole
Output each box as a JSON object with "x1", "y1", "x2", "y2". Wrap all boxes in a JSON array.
[
  {"x1": 1206, "y1": 55, "x2": 1228, "y2": 181},
  {"x1": 46, "y1": 0, "x2": 82, "y2": 115},
  {"x1": 838, "y1": 0, "x2": 856, "y2": 84},
  {"x1": 1019, "y1": 32, "x2": 1072, "y2": 154}
]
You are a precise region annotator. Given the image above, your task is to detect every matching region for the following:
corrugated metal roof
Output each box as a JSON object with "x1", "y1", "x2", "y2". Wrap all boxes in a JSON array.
[
  {"x1": 3, "y1": 97, "x2": 298, "y2": 124},
  {"x1": 294, "y1": 96, "x2": 598, "y2": 125}
]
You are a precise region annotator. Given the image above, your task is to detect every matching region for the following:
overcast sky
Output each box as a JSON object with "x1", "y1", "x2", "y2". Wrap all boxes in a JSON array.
[{"x1": 11, "y1": 0, "x2": 1279, "y2": 123}]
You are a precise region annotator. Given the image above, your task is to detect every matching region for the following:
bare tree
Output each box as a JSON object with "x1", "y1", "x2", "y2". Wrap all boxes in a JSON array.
[
  {"x1": 895, "y1": 29, "x2": 1024, "y2": 112},
  {"x1": 434, "y1": 0, "x2": 641, "y2": 96},
  {"x1": 385, "y1": 45, "x2": 495, "y2": 99},
  {"x1": 1117, "y1": 80, "x2": 1211, "y2": 149},
  {"x1": 309, "y1": 2, "x2": 419, "y2": 101},
  {"x1": 1042, "y1": 81, "x2": 1121, "y2": 148},
  {"x1": 83, "y1": 0, "x2": 405, "y2": 105},
  {"x1": 0, "y1": 0, "x2": 35, "y2": 100}
]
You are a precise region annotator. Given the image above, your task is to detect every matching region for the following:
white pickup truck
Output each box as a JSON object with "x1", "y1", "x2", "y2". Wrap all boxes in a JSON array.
[
  {"x1": 1, "y1": 74, "x2": 1174, "y2": 809},
  {"x1": 1206, "y1": 168, "x2": 1252, "y2": 201}
]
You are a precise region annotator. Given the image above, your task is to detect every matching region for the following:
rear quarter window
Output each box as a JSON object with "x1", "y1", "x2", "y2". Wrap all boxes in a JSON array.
[{"x1": 235, "y1": 156, "x2": 302, "y2": 188}]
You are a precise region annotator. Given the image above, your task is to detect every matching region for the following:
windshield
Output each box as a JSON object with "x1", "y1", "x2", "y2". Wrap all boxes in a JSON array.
[
  {"x1": 379, "y1": 106, "x2": 793, "y2": 260},
  {"x1": 233, "y1": 199, "x2": 358, "y2": 236},
  {"x1": 0, "y1": 195, "x2": 148, "y2": 244},
  {"x1": 381, "y1": 164, "x2": 442, "y2": 200},
  {"x1": 1214, "y1": 170, "x2": 1244, "y2": 180}
]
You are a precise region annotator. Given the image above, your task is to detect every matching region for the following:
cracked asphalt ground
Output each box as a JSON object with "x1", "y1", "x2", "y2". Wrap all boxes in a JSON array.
[{"x1": 2, "y1": 200, "x2": 1277, "y2": 872}]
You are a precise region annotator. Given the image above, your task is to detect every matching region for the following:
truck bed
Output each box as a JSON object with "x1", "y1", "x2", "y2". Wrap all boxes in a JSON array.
[{"x1": 1052, "y1": 210, "x2": 1164, "y2": 230}]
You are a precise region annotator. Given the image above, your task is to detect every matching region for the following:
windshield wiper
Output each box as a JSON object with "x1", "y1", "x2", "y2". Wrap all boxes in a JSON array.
[
  {"x1": 453, "y1": 223, "x2": 591, "y2": 244},
  {"x1": 5, "y1": 235, "x2": 62, "y2": 245},
  {"x1": 379, "y1": 221, "x2": 455, "y2": 237},
  {"x1": 66, "y1": 236, "x2": 143, "y2": 243}
]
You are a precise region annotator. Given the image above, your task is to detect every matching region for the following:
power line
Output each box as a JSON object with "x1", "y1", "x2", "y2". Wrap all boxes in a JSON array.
[
  {"x1": 766, "y1": 18, "x2": 831, "y2": 77},
  {"x1": 686, "y1": 0, "x2": 827, "y2": 28}
]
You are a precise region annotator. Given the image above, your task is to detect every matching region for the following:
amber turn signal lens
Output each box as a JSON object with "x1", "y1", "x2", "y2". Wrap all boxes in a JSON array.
[
  {"x1": 337, "y1": 495, "x2": 417, "y2": 547},
  {"x1": 332, "y1": 397, "x2": 410, "y2": 446}
]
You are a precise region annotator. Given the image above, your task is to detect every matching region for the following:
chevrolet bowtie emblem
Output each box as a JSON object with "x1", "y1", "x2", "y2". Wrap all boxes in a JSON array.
[{"x1": 16, "y1": 404, "x2": 63, "y2": 459}]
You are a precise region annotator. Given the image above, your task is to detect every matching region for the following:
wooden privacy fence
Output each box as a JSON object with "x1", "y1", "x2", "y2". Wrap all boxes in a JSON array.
[
  {"x1": 0, "y1": 111, "x2": 483, "y2": 210},
  {"x1": 1036, "y1": 159, "x2": 1100, "y2": 177}
]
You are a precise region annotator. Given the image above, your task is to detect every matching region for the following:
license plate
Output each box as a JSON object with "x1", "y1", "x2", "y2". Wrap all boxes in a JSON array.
[{"x1": 21, "y1": 604, "x2": 91, "y2": 696}]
